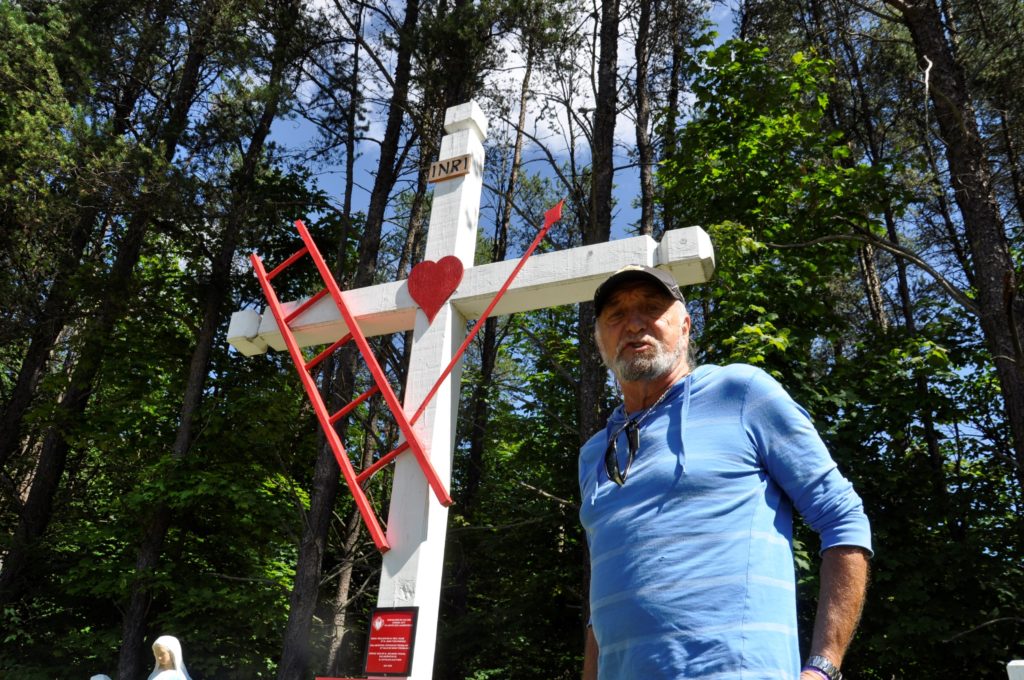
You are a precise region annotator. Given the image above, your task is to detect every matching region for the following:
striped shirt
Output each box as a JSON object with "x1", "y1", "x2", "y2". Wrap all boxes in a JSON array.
[{"x1": 579, "y1": 364, "x2": 872, "y2": 679}]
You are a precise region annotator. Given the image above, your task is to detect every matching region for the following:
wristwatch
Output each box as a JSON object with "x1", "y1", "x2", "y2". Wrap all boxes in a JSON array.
[{"x1": 804, "y1": 655, "x2": 843, "y2": 680}]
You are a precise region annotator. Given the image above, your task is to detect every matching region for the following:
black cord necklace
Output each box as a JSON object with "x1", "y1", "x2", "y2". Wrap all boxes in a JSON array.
[{"x1": 604, "y1": 386, "x2": 673, "y2": 486}]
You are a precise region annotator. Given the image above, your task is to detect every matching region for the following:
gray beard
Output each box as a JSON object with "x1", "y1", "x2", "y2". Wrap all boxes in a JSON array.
[{"x1": 606, "y1": 337, "x2": 685, "y2": 382}]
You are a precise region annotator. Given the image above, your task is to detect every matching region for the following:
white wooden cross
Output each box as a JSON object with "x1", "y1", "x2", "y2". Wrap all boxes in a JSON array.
[{"x1": 228, "y1": 100, "x2": 715, "y2": 679}]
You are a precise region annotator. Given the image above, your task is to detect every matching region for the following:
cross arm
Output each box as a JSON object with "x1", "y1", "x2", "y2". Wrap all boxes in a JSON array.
[{"x1": 227, "y1": 226, "x2": 714, "y2": 356}]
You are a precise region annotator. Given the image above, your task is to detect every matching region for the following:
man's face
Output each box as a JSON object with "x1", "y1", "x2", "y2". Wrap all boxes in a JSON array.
[{"x1": 595, "y1": 280, "x2": 690, "y2": 382}]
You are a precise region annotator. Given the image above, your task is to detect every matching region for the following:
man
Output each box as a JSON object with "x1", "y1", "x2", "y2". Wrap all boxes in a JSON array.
[{"x1": 579, "y1": 265, "x2": 871, "y2": 680}]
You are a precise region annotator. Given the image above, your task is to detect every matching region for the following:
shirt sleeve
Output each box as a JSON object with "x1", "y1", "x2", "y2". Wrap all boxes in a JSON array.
[{"x1": 741, "y1": 367, "x2": 873, "y2": 556}]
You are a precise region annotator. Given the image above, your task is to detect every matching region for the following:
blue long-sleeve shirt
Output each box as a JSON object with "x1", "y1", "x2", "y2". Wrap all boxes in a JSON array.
[{"x1": 579, "y1": 364, "x2": 872, "y2": 679}]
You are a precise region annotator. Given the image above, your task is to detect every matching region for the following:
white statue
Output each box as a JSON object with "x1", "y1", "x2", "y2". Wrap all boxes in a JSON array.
[{"x1": 147, "y1": 634, "x2": 192, "y2": 680}]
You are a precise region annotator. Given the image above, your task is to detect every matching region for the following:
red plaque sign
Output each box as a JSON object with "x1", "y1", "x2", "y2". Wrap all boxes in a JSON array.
[{"x1": 364, "y1": 607, "x2": 418, "y2": 677}]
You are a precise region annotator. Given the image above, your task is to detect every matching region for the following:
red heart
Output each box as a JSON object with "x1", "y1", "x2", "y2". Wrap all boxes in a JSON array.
[{"x1": 408, "y1": 256, "x2": 465, "y2": 323}]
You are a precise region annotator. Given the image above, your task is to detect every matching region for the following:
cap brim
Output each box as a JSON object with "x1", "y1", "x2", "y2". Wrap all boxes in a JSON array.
[{"x1": 593, "y1": 266, "x2": 684, "y2": 316}]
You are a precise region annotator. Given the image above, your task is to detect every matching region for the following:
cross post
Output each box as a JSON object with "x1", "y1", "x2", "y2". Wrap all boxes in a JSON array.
[{"x1": 373, "y1": 101, "x2": 486, "y2": 679}]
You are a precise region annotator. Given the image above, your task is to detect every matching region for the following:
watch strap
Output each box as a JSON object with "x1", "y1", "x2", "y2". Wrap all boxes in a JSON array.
[{"x1": 803, "y1": 655, "x2": 843, "y2": 680}]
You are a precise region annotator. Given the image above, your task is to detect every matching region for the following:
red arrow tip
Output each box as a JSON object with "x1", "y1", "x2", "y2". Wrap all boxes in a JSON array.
[{"x1": 544, "y1": 200, "x2": 565, "y2": 228}]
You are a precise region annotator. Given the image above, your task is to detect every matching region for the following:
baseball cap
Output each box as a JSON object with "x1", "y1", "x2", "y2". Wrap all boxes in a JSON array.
[{"x1": 593, "y1": 265, "x2": 685, "y2": 317}]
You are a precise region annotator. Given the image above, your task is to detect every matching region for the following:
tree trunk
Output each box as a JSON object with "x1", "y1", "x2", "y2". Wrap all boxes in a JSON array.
[
  {"x1": 396, "y1": 138, "x2": 435, "y2": 281},
  {"x1": 276, "y1": 431, "x2": 344, "y2": 679},
  {"x1": 115, "y1": 3, "x2": 298, "y2": 674},
  {"x1": 661, "y1": 35, "x2": 683, "y2": 236},
  {"x1": 634, "y1": 0, "x2": 655, "y2": 236},
  {"x1": 116, "y1": 504, "x2": 173, "y2": 679},
  {"x1": 343, "y1": 5, "x2": 362, "y2": 221},
  {"x1": 577, "y1": 0, "x2": 621, "y2": 644},
  {"x1": 0, "y1": 195, "x2": 154, "y2": 600},
  {"x1": 321, "y1": 17, "x2": 375, "y2": 672},
  {"x1": 448, "y1": 68, "x2": 528, "y2": 618},
  {"x1": 325, "y1": 508, "x2": 368, "y2": 675},
  {"x1": 857, "y1": 244, "x2": 888, "y2": 329},
  {"x1": 353, "y1": 0, "x2": 419, "y2": 291},
  {"x1": 0, "y1": 0, "x2": 215, "y2": 605},
  {"x1": 325, "y1": 417, "x2": 378, "y2": 675},
  {"x1": 324, "y1": 109, "x2": 433, "y2": 675},
  {"x1": 277, "y1": 1, "x2": 420, "y2": 675},
  {"x1": 918, "y1": 120, "x2": 974, "y2": 285},
  {"x1": 0, "y1": 211, "x2": 93, "y2": 471},
  {"x1": 0, "y1": 0, "x2": 172, "y2": 471},
  {"x1": 589, "y1": 0, "x2": 619, "y2": 251},
  {"x1": 580, "y1": 0, "x2": 619, "y2": 443},
  {"x1": 464, "y1": 44, "x2": 531, "y2": 517},
  {"x1": 999, "y1": 111, "x2": 1024, "y2": 228},
  {"x1": 892, "y1": 0, "x2": 1024, "y2": 493}
]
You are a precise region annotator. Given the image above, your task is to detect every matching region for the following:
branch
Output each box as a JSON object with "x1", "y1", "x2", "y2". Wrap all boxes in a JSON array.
[
  {"x1": 764, "y1": 231, "x2": 980, "y2": 317},
  {"x1": 447, "y1": 516, "x2": 552, "y2": 533},
  {"x1": 207, "y1": 572, "x2": 282, "y2": 586},
  {"x1": 514, "y1": 322, "x2": 579, "y2": 386},
  {"x1": 322, "y1": 566, "x2": 381, "y2": 609},
  {"x1": 1004, "y1": 271, "x2": 1024, "y2": 367},
  {"x1": 942, "y1": 617, "x2": 1024, "y2": 643},
  {"x1": 494, "y1": 111, "x2": 579, "y2": 205},
  {"x1": 0, "y1": 470, "x2": 23, "y2": 514},
  {"x1": 480, "y1": 180, "x2": 551, "y2": 232},
  {"x1": 516, "y1": 480, "x2": 575, "y2": 508},
  {"x1": 331, "y1": 0, "x2": 395, "y2": 90},
  {"x1": 864, "y1": 0, "x2": 907, "y2": 22}
]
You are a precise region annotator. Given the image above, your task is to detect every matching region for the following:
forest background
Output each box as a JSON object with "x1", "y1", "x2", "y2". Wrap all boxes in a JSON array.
[{"x1": 1, "y1": 0, "x2": 1022, "y2": 677}]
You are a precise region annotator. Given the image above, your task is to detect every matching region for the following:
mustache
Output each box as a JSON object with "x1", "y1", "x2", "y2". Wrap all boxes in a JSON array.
[{"x1": 616, "y1": 335, "x2": 656, "y2": 355}]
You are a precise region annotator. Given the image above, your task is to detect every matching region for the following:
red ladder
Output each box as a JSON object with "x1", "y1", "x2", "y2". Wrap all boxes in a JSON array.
[{"x1": 250, "y1": 219, "x2": 452, "y2": 552}]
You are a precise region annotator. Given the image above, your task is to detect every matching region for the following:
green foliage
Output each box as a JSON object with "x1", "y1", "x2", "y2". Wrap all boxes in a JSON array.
[
  {"x1": 440, "y1": 305, "x2": 589, "y2": 680},
  {"x1": 661, "y1": 41, "x2": 892, "y2": 240},
  {"x1": 414, "y1": 0, "x2": 504, "y2": 106},
  {"x1": 660, "y1": 42, "x2": 880, "y2": 388},
  {"x1": 4, "y1": 1, "x2": 1022, "y2": 678},
  {"x1": 0, "y1": 225, "x2": 317, "y2": 675},
  {"x1": 660, "y1": 34, "x2": 1024, "y2": 678},
  {"x1": 0, "y1": 3, "x2": 75, "y2": 343},
  {"x1": 814, "y1": 309, "x2": 1024, "y2": 676},
  {"x1": 0, "y1": 4, "x2": 73, "y2": 212}
]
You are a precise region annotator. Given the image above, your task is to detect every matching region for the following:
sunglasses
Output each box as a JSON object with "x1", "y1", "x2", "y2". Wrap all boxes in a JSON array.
[{"x1": 605, "y1": 419, "x2": 641, "y2": 486}]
